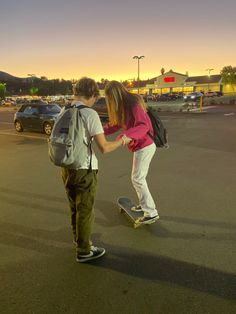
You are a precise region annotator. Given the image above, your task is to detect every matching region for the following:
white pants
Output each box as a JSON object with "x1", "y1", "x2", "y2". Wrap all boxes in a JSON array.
[{"x1": 131, "y1": 143, "x2": 158, "y2": 218}]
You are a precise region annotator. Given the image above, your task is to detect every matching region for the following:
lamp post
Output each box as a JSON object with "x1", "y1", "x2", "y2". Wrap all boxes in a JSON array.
[
  {"x1": 133, "y1": 55, "x2": 145, "y2": 94},
  {"x1": 27, "y1": 73, "x2": 36, "y2": 87},
  {"x1": 205, "y1": 68, "x2": 214, "y2": 92},
  {"x1": 27, "y1": 74, "x2": 36, "y2": 97}
]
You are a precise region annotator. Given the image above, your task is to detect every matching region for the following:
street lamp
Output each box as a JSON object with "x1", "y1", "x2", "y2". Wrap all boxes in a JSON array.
[
  {"x1": 205, "y1": 68, "x2": 214, "y2": 91},
  {"x1": 27, "y1": 74, "x2": 36, "y2": 87},
  {"x1": 133, "y1": 55, "x2": 145, "y2": 94}
]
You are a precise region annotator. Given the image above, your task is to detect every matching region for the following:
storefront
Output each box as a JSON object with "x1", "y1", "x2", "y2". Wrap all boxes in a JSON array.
[
  {"x1": 146, "y1": 71, "x2": 187, "y2": 94},
  {"x1": 222, "y1": 84, "x2": 236, "y2": 95},
  {"x1": 146, "y1": 71, "x2": 223, "y2": 95},
  {"x1": 185, "y1": 75, "x2": 223, "y2": 93}
]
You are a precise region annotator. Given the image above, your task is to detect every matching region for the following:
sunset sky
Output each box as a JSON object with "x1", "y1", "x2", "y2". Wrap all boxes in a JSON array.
[{"x1": 1, "y1": 0, "x2": 235, "y2": 81}]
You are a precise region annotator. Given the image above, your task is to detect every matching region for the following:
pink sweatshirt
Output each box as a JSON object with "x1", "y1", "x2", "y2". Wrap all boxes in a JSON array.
[{"x1": 103, "y1": 104, "x2": 154, "y2": 152}]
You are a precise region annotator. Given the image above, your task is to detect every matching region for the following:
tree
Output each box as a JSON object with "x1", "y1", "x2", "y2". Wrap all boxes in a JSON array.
[
  {"x1": 0, "y1": 83, "x2": 6, "y2": 99},
  {"x1": 29, "y1": 87, "x2": 39, "y2": 96},
  {"x1": 160, "y1": 68, "x2": 165, "y2": 75},
  {"x1": 98, "y1": 78, "x2": 109, "y2": 89},
  {"x1": 40, "y1": 76, "x2": 48, "y2": 81},
  {"x1": 220, "y1": 66, "x2": 236, "y2": 91}
]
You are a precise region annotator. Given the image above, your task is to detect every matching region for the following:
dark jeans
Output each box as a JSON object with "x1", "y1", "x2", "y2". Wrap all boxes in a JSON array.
[{"x1": 61, "y1": 168, "x2": 98, "y2": 254}]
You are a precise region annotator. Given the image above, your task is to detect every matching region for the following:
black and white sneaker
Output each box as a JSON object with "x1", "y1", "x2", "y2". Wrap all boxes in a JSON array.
[
  {"x1": 136, "y1": 214, "x2": 160, "y2": 225},
  {"x1": 76, "y1": 246, "x2": 106, "y2": 263},
  {"x1": 131, "y1": 205, "x2": 143, "y2": 212}
]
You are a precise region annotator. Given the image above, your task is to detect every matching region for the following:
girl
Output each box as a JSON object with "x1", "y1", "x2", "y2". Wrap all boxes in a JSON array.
[{"x1": 104, "y1": 81, "x2": 159, "y2": 224}]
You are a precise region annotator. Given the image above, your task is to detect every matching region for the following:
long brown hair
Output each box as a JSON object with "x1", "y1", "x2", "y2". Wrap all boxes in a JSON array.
[{"x1": 104, "y1": 81, "x2": 146, "y2": 126}]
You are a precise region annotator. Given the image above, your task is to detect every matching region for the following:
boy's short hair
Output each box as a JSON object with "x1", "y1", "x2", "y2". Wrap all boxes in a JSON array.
[{"x1": 73, "y1": 77, "x2": 100, "y2": 99}]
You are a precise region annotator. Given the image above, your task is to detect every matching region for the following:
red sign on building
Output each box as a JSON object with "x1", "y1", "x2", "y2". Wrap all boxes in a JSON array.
[{"x1": 164, "y1": 77, "x2": 175, "y2": 83}]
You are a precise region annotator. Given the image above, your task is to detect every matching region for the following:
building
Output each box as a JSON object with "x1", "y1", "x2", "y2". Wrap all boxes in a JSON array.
[
  {"x1": 185, "y1": 75, "x2": 223, "y2": 93},
  {"x1": 147, "y1": 71, "x2": 188, "y2": 94},
  {"x1": 145, "y1": 70, "x2": 223, "y2": 95}
]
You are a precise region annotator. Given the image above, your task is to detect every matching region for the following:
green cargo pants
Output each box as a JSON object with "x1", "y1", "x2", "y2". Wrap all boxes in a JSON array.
[{"x1": 61, "y1": 168, "x2": 98, "y2": 254}]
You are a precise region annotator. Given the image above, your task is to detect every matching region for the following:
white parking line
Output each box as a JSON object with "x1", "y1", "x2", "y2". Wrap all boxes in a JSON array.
[
  {"x1": 189, "y1": 106, "x2": 217, "y2": 112},
  {"x1": 224, "y1": 113, "x2": 235, "y2": 116},
  {"x1": 0, "y1": 131, "x2": 47, "y2": 140}
]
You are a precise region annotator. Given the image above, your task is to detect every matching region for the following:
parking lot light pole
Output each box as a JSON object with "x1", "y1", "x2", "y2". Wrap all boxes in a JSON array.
[
  {"x1": 205, "y1": 68, "x2": 214, "y2": 92},
  {"x1": 199, "y1": 95, "x2": 203, "y2": 113},
  {"x1": 27, "y1": 74, "x2": 36, "y2": 88},
  {"x1": 133, "y1": 55, "x2": 145, "y2": 94}
]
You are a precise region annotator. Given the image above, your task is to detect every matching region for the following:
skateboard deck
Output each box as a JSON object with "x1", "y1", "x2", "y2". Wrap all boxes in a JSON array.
[{"x1": 117, "y1": 197, "x2": 158, "y2": 228}]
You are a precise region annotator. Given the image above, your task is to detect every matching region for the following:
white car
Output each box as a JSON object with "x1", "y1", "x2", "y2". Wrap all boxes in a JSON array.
[{"x1": 204, "y1": 91, "x2": 218, "y2": 97}]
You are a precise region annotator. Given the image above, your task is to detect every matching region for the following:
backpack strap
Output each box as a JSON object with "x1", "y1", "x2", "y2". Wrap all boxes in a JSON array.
[
  {"x1": 76, "y1": 104, "x2": 94, "y2": 172},
  {"x1": 147, "y1": 131, "x2": 154, "y2": 141}
]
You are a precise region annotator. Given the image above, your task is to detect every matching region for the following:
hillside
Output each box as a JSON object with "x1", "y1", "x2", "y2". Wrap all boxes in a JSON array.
[{"x1": 0, "y1": 71, "x2": 24, "y2": 81}]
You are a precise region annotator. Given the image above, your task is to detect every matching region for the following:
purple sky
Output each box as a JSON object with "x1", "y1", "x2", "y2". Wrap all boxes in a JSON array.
[{"x1": 1, "y1": 0, "x2": 235, "y2": 80}]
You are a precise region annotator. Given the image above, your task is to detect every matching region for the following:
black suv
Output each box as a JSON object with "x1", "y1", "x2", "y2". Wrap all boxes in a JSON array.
[
  {"x1": 93, "y1": 96, "x2": 108, "y2": 123},
  {"x1": 14, "y1": 103, "x2": 61, "y2": 135}
]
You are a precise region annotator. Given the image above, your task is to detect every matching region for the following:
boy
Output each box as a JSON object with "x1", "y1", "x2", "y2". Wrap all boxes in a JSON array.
[{"x1": 61, "y1": 77, "x2": 131, "y2": 263}]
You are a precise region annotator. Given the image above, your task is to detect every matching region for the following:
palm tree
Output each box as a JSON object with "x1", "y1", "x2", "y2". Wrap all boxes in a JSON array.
[
  {"x1": 29, "y1": 87, "x2": 39, "y2": 96},
  {"x1": 0, "y1": 83, "x2": 6, "y2": 99}
]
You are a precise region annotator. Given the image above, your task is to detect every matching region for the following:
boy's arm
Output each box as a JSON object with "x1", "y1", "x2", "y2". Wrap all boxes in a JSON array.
[{"x1": 94, "y1": 133, "x2": 131, "y2": 153}]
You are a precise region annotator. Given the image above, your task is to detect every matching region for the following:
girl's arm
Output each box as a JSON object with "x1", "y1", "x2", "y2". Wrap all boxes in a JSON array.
[{"x1": 103, "y1": 123, "x2": 121, "y2": 136}]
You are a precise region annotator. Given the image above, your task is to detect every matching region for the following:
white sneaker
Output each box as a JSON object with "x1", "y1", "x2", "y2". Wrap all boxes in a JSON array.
[
  {"x1": 131, "y1": 205, "x2": 143, "y2": 212},
  {"x1": 136, "y1": 214, "x2": 160, "y2": 225}
]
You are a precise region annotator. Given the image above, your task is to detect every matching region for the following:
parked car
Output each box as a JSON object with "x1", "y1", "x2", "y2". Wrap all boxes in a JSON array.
[
  {"x1": 93, "y1": 96, "x2": 109, "y2": 123},
  {"x1": 204, "y1": 91, "x2": 223, "y2": 97},
  {"x1": 63, "y1": 96, "x2": 109, "y2": 124},
  {"x1": 173, "y1": 92, "x2": 184, "y2": 99},
  {"x1": 14, "y1": 103, "x2": 61, "y2": 135},
  {"x1": 146, "y1": 94, "x2": 156, "y2": 101},
  {"x1": 166, "y1": 93, "x2": 180, "y2": 100},
  {"x1": 183, "y1": 92, "x2": 203, "y2": 102},
  {"x1": 15, "y1": 98, "x2": 28, "y2": 104},
  {"x1": 156, "y1": 93, "x2": 172, "y2": 101},
  {"x1": 204, "y1": 91, "x2": 217, "y2": 97},
  {"x1": 29, "y1": 99, "x2": 48, "y2": 105},
  {"x1": 1, "y1": 100, "x2": 16, "y2": 106}
]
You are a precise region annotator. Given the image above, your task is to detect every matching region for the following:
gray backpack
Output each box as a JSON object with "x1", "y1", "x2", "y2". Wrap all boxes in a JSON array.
[{"x1": 48, "y1": 104, "x2": 93, "y2": 169}]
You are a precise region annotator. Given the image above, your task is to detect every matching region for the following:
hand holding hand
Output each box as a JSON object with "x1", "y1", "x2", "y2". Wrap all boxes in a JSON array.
[{"x1": 121, "y1": 135, "x2": 132, "y2": 146}]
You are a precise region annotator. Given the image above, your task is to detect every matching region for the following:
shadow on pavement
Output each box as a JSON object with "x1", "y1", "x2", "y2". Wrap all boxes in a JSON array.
[
  {"x1": 95, "y1": 200, "x2": 236, "y2": 242},
  {"x1": 92, "y1": 242, "x2": 236, "y2": 301},
  {"x1": 0, "y1": 187, "x2": 65, "y2": 203},
  {"x1": 163, "y1": 215, "x2": 236, "y2": 231},
  {"x1": 1, "y1": 218, "x2": 235, "y2": 303}
]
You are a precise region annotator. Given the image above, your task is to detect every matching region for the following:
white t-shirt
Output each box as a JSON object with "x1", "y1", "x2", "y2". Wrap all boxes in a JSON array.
[{"x1": 72, "y1": 101, "x2": 104, "y2": 170}]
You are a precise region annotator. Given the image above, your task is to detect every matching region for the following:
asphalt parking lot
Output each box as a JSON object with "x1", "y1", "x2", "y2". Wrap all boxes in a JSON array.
[{"x1": 0, "y1": 106, "x2": 236, "y2": 314}]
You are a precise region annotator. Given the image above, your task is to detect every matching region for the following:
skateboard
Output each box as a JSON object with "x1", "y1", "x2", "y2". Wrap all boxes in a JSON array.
[{"x1": 117, "y1": 197, "x2": 158, "y2": 228}]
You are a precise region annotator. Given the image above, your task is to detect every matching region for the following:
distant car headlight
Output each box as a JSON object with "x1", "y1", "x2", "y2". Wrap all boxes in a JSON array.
[
  {"x1": 191, "y1": 96, "x2": 196, "y2": 99},
  {"x1": 183, "y1": 96, "x2": 187, "y2": 99}
]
